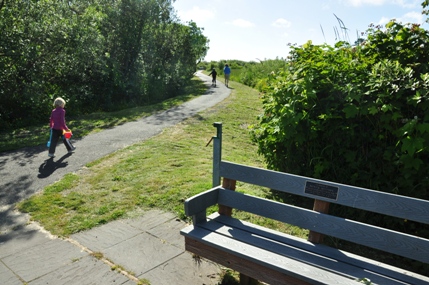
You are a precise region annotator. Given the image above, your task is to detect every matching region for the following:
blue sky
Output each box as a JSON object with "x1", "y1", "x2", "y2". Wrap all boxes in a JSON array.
[{"x1": 173, "y1": 0, "x2": 428, "y2": 62}]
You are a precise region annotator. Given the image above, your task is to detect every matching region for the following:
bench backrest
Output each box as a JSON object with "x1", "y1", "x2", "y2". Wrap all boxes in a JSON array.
[
  {"x1": 220, "y1": 161, "x2": 429, "y2": 224},
  {"x1": 218, "y1": 160, "x2": 429, "y2": 264}
]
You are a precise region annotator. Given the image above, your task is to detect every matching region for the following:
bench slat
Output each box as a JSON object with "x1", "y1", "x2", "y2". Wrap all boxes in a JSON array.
[
  {"x1": 184, "y1": 187, "x2": 219, "y2": 216},
  {"x1": 184, "y1": 235, "x2": 312, "y2": 285},
  {"x1": 181, "y1": 225, "x2": 361, "y2": 285},
  {"x1": 220, "y1": 161, "x2": 429, "y2": 224},
  {"x1": 207, "y1": 213, "x2": 429, "y2": 285},
  {"x1": 217, "y1": 188, "x2": 429, "y2": 264}
]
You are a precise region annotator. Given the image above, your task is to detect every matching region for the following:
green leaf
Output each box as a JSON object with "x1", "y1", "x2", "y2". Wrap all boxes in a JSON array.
[
  {"x1": 368, "y1": 106, "x2": 378, "y2": 115},
  {"x1": 416, "y1": 123, "x2": 429, "y2": 134},
  {"x1": 381, "y1": 104, "x2": 392, "y2": 112},
  {"x1": 401, "y1": 136, "x2": 424, "y2": 156},
  {"x1": 343, "y1": 104, "x2": 359, "y2": 118}
]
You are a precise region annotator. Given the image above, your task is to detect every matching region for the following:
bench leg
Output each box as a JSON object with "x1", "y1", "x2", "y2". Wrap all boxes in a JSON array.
[
  {"x1": 308, "y1": 199, "x2": 330, "y2": 244},
  {"x1": 219, "y1": 178, "x2": 236, "y2": 216},
  {"x1": 240, "y1": 273, "x2": 258, "y2": 285}
]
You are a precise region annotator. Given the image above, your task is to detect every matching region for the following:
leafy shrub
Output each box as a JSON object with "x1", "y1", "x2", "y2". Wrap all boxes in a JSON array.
[
  {"x1": 251, "y1": 23, "x2": 429, "y2": 275},
  {"x1": 251, "y1": 21, "x2": 429, "y2": 202}
]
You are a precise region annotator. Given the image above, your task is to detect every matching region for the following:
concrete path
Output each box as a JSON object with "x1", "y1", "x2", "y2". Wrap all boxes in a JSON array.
[{"x1": 0, "y1": 71, "x2": 230, "y2": 284}]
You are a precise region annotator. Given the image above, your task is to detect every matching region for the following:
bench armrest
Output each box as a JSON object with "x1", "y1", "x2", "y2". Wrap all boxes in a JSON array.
[{"x1": 184, "y1": 187, "x2": 221, "y2": 224}]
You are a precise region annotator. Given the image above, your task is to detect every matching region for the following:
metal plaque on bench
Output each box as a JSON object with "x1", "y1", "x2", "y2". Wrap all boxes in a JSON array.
[{"x1": 304, "y1": 181, "x2": 339, "y2": 201}]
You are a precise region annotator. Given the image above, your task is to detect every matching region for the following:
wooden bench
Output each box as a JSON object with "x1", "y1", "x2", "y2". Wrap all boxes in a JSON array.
[{"x1": 180, "y1": 123, "x2": 429, "y2": 285}]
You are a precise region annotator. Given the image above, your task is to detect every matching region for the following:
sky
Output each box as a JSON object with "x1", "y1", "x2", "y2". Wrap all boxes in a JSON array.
[{"x1": 173, "y1": 0, "x2": 429, "y2": 62}]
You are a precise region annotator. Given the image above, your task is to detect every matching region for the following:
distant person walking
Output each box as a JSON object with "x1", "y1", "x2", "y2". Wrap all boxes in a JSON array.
[
  {"x1": 223, "y1": 64, "x2": 231, "y2": 87},
  {"x1": 48, "y1": 97, "x2": 75, "y2": 157},
  {"x1": 208, "y1": 68, "x2": 217, "y2": 86}
]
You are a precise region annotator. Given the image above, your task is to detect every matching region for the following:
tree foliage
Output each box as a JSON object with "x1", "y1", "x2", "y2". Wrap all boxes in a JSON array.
[
  {"x1": 251, "y1": 20, "x2": 429, "y2": 202},
  {"x1": 0, "y1": 0, "x2": 208, "y2": 130}
]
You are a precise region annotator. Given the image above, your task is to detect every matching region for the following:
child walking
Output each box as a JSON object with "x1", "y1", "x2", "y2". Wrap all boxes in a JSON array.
[
  {"x1": 48, "y1": 97, "x2": 75, "y2": 157},
  {"x1": 208, "y1": 68, "x2": 217, "y2": 86}
]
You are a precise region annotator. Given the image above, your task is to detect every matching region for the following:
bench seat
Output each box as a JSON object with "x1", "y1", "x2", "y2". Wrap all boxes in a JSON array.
[{"x1": 180, "y1": 185, "x2": 429, "y2": 285}]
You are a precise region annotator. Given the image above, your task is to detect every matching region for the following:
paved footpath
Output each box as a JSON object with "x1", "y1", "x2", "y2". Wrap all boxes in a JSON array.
[{"x1": 0, "y1": 72, "x2": 230, "y2": 285}]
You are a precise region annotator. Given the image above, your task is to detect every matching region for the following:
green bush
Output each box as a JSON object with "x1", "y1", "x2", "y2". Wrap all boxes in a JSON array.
[
  {"x1": 251, "y1": 21, "x2": 429, "y2": 202},
  {"x1": 251, "y1": 22, "x2": 429, "y2": 274}
]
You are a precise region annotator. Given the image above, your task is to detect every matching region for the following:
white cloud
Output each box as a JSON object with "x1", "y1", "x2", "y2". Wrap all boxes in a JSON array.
[
  {"x1": 346, "y1": 0, "x2": 386, "y2": 7},
  {"x1": 399, "y1": 11, "x2": 425, "y2": 23},
  {"x1": 232, "y1": 18, "x2": 255, "y2": 28},
  {"x1": 272, "y1": 18, "x2": 292, "y2": 29},
  {"x1": 377, "y1": 16, "x2": 392, "y2": 25},
  {"x1": 346, "y1": 0, "x2": 385, "y2": 6},
  {"x1": 377, "y1": 11, "x2": 424, "y2": 26},
  {"x1": 178, "y1": 6, "x2": 215, "y2": 23},
  {"x1": 344, "y1": 0, "x2": 419, "y2": 8},
  {"x1": 394, "y1": 0, "x2": 420, "y2": 8}
]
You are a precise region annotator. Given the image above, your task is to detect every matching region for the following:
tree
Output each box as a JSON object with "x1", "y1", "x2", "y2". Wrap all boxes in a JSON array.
[{"x1": 0, "y1": 0, "x2": 209, "y2": 130}]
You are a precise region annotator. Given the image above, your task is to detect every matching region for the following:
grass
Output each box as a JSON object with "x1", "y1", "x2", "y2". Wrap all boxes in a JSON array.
[
  {"x1": 0, "y1": 77, "x2": 207, "y2": 153},
  {"x1": 16, "y1": 78, "x2": 307, "y2": 240},
  {"x1": 14, "y1": 77, "x2": 307, "y2": 285}
]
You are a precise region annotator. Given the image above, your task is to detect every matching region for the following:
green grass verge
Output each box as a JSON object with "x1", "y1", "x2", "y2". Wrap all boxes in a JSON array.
[
  {"x1": 17, "y1": 79, "x2": 308, "y2": 240},
  {"x1": 0, "y1": 77, "x2": 207, "y2": 153}
]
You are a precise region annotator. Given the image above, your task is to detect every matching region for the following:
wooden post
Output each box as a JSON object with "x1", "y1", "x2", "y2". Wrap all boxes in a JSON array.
[
  {"x1": 218, "y1": 178, "x2": 236, "y2": 216},
  {"x1": 308, "y1": 199, "x2": 330, "y2": 244}
]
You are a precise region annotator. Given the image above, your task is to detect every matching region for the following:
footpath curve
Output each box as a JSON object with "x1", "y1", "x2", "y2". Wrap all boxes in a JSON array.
[{"x1": 0, "y1": 71, "x2": 230, "y2": 285}]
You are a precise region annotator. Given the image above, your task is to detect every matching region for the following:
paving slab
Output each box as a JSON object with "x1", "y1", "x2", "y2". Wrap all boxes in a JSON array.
[
  {"x1": 28, "y1": 255, "x2": 130, "y2": 285},
  {"x1": 0, "y1": 205, "x2": 30, "y2": 234},
  {"x1": 139, "y1": 251, "x2": 221, "y2": 285},
  {"x1": 69, "y1": 209, "x2": 223, "y2": 284},
  {"x1": 71, "y1": 220, "x2": 142, "y2": 252},
  {"x1": 2, "y1": 237, "x2": 87, "y2": 282},
  {"x1": 0, "y1": 224, "x2": 51, "y2": 259},
  {"x1": 103, "y1": 232, "x2": 183, "y2": 276},
  {"x1": 146, "y1": 218, "x2": 188, "y2": 249},
  {"x1": 0, "y1": 261, "x2": 22, "y2": 285},
  {"x1": 124, "y1": 209, "x2": 176, "y2": 231}
]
